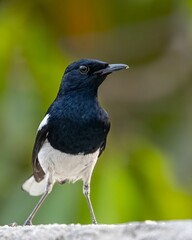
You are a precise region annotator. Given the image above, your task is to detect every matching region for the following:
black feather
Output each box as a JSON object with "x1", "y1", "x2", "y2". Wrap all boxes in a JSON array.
[{"x1": 32, "y1": 125, "x2": 48, "y2": 182}]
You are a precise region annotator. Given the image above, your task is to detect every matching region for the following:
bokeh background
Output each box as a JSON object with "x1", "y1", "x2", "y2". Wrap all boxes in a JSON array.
[{"x1": 0, "y1": 0, "x2": 192, "y2": 225}]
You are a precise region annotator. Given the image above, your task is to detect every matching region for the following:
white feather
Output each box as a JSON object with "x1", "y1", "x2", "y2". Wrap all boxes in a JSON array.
[
  {"x1": 38, "y1": 140, "x2": 100, "y2": 184},
  {"x1": 38, "y1": 114, "x2": 49, "y2": 131},
  {"x1": 22, "y1": 175, "x2": 48, "y2": 196},
  {"x1": 22, "y1": 140, "x2": 100, "y2": 196}
]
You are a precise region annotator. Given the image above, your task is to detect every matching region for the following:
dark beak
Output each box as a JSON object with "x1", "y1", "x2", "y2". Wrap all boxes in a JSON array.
[{"x1": 94, "y1": 63, "x2": 129, "y2": 76}]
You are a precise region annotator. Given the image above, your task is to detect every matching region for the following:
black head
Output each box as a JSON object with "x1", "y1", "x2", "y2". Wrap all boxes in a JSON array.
[{"x1": 59, "y1": 59, "x2": 128, "y2": 94}]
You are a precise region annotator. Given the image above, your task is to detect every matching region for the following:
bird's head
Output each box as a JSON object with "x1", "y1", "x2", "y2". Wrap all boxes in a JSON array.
[{"x1": 59, "y1": 59, "x2": 128, "y2": 94}]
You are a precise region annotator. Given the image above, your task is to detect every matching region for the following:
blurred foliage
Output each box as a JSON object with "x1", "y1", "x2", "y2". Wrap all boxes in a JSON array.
[{"x1": 0, "y1": 0, "x2": 192, "y2": 225}]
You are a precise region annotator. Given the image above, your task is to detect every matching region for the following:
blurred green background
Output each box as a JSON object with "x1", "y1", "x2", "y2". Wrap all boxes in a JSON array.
[{"x1": 0, "y1": 0, "x2": 192, "y2": 225}]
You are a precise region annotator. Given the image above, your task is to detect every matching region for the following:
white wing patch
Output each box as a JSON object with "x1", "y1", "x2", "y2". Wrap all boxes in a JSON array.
[{"x1": 38, "y1": 114, "x2": 49, "y2": 131}]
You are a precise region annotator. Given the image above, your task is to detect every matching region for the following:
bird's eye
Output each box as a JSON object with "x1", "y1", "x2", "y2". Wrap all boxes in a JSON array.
[{"x1": 79, "y1": 65, "x2": 89, "y2": 74}]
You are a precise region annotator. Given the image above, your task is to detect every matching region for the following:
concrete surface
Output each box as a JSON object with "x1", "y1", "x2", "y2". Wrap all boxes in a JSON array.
[{"x1": 0, "y1": 220, "x2": 191, "y2": 240}]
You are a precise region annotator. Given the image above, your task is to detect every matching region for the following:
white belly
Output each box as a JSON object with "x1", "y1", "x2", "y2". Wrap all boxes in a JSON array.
[{"x1": 38, "y1": 140, "x2": 100, "y2": 184}]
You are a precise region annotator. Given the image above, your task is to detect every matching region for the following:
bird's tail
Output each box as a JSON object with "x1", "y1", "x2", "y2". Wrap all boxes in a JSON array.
[{"x1": 22, "y1": 175, "x2": 47, "y2": 196}]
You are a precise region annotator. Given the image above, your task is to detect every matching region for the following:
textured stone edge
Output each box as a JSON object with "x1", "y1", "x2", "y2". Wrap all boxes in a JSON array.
[{"x1": 0, "y1": 220, "x2": 192, "y2": 240}]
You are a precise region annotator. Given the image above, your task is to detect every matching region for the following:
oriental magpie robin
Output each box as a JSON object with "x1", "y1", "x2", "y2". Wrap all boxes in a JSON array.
[{"x1": 22, "y1": 59, "x2": 128, "y2": 225}]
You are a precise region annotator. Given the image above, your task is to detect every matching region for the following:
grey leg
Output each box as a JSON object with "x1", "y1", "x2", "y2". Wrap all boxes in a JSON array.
[
  {"x1": 83, "y1": 183, "x2": 97, "y2": 224},
  {"x1": 23, "y1": 181, "x2": 53, "y2": 226}
]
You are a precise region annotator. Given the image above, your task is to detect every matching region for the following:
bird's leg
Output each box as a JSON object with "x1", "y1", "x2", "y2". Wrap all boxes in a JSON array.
[
  {"x1": 83, "y1": 183, "x2": 97, "y2": 224},
  {"x1": 23, "y1": 181, "x2": 53, "y2": 226}
]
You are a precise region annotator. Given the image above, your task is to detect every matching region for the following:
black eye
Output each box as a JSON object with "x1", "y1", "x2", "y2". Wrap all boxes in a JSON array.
[{"x1": 79, "y1": 65, "x2": 89, "y2": 74}]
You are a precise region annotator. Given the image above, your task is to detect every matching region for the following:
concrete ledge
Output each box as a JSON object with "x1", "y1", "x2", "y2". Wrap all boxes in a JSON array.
[{"x1": 0, "y1": 220, "x2": 191, "y2": 240}]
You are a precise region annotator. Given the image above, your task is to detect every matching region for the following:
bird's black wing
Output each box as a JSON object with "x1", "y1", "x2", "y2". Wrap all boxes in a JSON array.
[
  {"x1": 32, "y1": 125, "x2": 48, "y2": 182},
  {"x1": 98, "y1": 138, "x2": 107, "y2": 157},
  {"x1": 99, "y1": 120, "x2": 111, "y2": 157}
]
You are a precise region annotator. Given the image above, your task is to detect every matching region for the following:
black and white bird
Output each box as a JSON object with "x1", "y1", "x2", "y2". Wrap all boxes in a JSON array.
[{"x1": 22, "y1": 59, "x2": 128, "y2": 225}]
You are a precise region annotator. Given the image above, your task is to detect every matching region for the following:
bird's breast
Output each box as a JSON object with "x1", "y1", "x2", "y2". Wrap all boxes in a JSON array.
[{"x1": 47, "y1": 111, "x2": 109, "y2": 155}]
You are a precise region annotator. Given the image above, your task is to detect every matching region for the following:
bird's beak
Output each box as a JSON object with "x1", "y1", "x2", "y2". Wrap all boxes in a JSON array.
[{"x1": 94, "y1": 63, "x2": 129, "y2": 76}]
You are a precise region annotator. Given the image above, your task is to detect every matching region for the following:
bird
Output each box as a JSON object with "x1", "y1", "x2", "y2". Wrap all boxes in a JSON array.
[{"x1": 22, "y1": 58, "x2": 128, "y2": 225}]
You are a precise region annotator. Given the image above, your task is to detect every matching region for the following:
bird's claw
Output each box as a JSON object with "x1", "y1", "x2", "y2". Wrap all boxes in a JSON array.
[
  {"x1": 8, "y1": 222, "x2": 18, "y2": 227},
  {"x1": 23, "y1": 220, "x2": 33, "y2": 226}
]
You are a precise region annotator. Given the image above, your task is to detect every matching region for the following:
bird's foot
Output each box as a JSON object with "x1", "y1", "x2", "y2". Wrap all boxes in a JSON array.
[
  {"x1": 8, "y1": 222, "x2": 18, "y2": 227},
  {"x1": 23, "y1": 220, "x2": 33, "y2": 226},
  {"x1": 92, "y1": 218, "x2": 98, "y2": 225}
]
